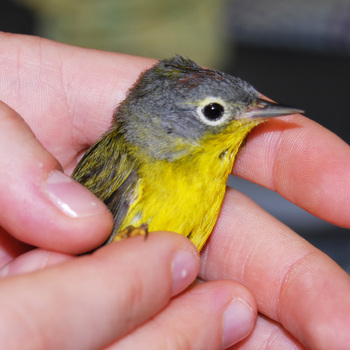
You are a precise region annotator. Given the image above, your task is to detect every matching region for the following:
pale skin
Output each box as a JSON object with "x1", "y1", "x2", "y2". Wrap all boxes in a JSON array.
[{"x1": 0, "y1": 33, "x2": 350, "y2": 349}]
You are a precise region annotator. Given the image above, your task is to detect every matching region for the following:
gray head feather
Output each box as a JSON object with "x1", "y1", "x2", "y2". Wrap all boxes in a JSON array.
[{"x1": 113, "y1": 56, "x2": 259, "y2": 161}]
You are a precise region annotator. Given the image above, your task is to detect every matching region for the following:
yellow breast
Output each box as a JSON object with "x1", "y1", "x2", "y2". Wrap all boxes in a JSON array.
[{"x1": 120, "y1": 120, "x2": 260, "y2": 251}]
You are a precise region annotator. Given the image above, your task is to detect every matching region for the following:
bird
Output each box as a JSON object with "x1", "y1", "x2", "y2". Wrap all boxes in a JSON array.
[{"x1": 72, "y1": 55, "x2": 302, "y2": 251}]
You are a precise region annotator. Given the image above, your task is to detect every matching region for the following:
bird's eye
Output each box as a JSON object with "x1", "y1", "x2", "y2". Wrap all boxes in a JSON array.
[
  {"x1": 196, "y1": 98, "x2": 229, "y2": 126},
  {"x1": 202, "y1": 103, "x2": 225, "y2": 121}
]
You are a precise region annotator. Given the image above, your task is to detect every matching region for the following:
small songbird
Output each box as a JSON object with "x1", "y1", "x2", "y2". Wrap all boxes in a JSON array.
[{"x1": 72, "y1": 55, "x2": 302, "y2": 251}]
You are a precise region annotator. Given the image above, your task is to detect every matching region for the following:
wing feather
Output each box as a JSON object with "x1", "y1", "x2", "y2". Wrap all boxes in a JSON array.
[{"x1": 72, "y1": 127, "x2": 139, "y2": 241}]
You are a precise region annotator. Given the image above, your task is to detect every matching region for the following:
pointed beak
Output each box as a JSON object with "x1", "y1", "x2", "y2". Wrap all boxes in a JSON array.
[{"x1": 237, "y1": 98, "x2": 304, "y2": 120}]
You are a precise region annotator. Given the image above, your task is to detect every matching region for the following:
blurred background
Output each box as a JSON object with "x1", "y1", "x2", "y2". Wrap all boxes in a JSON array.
[{"x1": 1, "y1": 0, "x2": 350, "y2": 271}]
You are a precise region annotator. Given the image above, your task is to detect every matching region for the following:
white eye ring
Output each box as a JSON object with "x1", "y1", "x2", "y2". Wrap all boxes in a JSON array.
[{"x1": 196, "y1": 97, "x2": 230, "y2": 126}]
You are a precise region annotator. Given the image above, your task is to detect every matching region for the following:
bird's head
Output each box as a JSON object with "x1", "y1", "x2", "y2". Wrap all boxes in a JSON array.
[{"x1": 114, "y1": 55, "x2": 302, "y2": 162}]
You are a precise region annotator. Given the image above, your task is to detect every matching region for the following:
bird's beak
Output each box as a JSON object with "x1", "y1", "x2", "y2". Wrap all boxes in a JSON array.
[{"x1": 237, "y1": 98, "x2": 304, "y2": 120}]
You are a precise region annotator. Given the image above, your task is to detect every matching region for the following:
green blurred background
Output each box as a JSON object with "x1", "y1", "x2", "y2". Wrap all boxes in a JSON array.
[{"x1": 1, "y1": 0, "x2": 350, "y2": 271}]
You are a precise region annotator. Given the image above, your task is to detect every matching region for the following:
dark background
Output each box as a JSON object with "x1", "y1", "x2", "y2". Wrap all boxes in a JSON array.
[{"x1": 1, "y1": 0, "x2": 350, "y2": 271}]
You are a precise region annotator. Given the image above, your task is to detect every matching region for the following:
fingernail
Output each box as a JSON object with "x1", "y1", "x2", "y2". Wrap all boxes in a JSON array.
[
  {"x1": 46, "y1": 170, "x2": 107, "y2": 217},
  {"x1": 0, "y1": 250, "x2": 73, "y2": 278},
  {"x1": 222, "y1": 299, "x2": 255, "y2": 348},
  {"x1": 0, "y1": 250, "x2": 49, "y2": 277},
  {"x1": 171, "y1": 249, "x2": 199, "y2": 296}
]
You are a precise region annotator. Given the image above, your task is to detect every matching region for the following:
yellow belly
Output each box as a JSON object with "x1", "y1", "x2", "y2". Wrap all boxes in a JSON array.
[{"x1": 122, "y1": 172, "x2": 227, "y2": 251}]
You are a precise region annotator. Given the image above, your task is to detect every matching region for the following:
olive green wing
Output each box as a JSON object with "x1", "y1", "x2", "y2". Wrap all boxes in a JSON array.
[
  {"x1": 72, "y1": 128, "x2": 139, "y2": 243},
  {"x1": 102, "y1": 167, "x2": 139, "y2": 244}
]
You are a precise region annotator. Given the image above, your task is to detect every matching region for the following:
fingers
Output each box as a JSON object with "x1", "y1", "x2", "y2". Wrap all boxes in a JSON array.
[
  {"x1": 0, "y1": 101, "x2": 113, "y2": 253},
  {"x1": 233, "y1": 114, "x2": 350, "y2": 228},
  {"x1": 200, "y1": 187, "x2": 350, "y2": 350},
  {"x1": 0, "y1": 233, "x2": 199, "y2": 350},
  {"x1": 0, "y1": 33, "x2": 155, "y2": 171},
  {"x1": 0, "y1": 228, "x2": 32, "y2": 267},
  {"x1": 0, "y1": 249, "x2": 74, "y2": 277},
  {"x1": 231, "y1": 315, "x2": 305, "y2": 350},
  {"x1": 107, "y1": 281, "x2": 256, "y2": 350}
]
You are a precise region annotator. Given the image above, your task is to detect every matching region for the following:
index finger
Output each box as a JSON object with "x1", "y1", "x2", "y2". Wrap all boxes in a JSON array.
[
  {"x1": 233, "y1": 114, "x2": 350, "y2": 228},
  {"x1": 200, "y1": 187, "x2": 350, "y2": 350},
  {"x1": 0, "y1": 33, "x2": 155, "y2": 171}
]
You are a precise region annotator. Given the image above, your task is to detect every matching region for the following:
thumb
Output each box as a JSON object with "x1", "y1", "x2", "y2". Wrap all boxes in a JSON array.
[{"x1": 0, "y1": 101, "x2": 113, "y2": 254}]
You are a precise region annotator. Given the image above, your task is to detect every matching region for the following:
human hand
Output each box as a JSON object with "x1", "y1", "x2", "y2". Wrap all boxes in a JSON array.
[
  {"x1": 0, "y1": 33, "x2": 257, "y2": 349},
  {"x1": 1, "y1": 32, "x2": 350, "y2": 350}
]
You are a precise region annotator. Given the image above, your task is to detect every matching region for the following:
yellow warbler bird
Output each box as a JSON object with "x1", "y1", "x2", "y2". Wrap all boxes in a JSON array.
[{"x1": 72, "y1": 56, "x2": 302, "y2": 251}]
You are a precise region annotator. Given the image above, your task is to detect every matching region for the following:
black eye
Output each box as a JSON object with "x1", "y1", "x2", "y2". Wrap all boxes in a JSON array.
[{"x1": 202, "y1": 103, "x2": 225, "y2": 121}]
